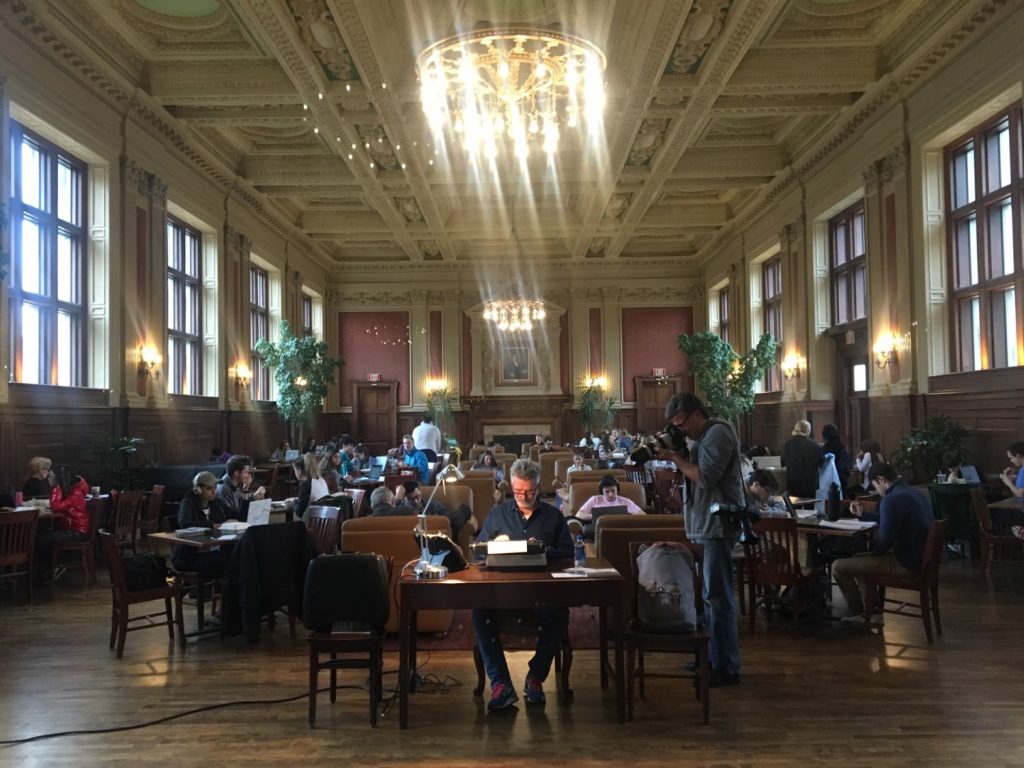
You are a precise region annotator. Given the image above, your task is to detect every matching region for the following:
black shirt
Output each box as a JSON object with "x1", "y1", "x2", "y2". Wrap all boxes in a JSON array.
[{"x1": 478, "y1": 498, "x2": 573, "y2": 560}]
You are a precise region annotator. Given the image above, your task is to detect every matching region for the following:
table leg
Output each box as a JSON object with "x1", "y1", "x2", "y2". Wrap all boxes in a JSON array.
[
  {"x1": 399, "y1": 603, "x2": 410, "y2": 729},
  {"x1": 613, "y1": 589, "x2": 625, "y2": 723}
]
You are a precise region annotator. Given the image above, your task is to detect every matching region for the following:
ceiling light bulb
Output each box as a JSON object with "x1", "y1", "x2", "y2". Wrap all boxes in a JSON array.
[
  {"x1": 498, "y1": 58, "x2": 510, "y2": 80},
  {"x1": 534, "y1": 59, "x2": 546, "y2": 78}
]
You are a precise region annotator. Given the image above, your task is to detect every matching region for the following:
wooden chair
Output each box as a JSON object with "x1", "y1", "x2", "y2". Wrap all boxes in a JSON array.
[
  {"x1": 139, "y1": 485, "x2": 165, "y2": 539},
  {"x1": 743, "y1": 518, "x2": 822, "y2": 634},
  {"x1": 652, "y1": 468, "x2": 683, "y2": 515},
  {"x1": 305, "y1": 553, "x2": 392, "y2": 727},
  {"x1": 50, "y1": 496, "x2": 105, "y2": 585},
  {"x1": 99, "y1": 530, "x2": 185, "y2": 658},
  {"x1": 0, "y1": 508, "x2": 40, "y2": 603},
  {"x1": 971, "y1": 488, "x2": 1023, "y2": 575},
  {"x1": 625, "y1": 541, "x2": 710, "y2": 724},
  {"x1": 111, "y1": 490, "x2": 146, "y2": 555},
  {"x1": 306, "y1": 505, "x2": 341, "y2": 555},
  {"x1": 864, "y1": 519, "x2": 946, "y2": 644}
]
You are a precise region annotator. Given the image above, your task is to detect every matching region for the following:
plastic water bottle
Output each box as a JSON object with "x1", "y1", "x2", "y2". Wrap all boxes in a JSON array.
[{"x1": 574, "y1": 535, "x2": 586, "y2": 570}]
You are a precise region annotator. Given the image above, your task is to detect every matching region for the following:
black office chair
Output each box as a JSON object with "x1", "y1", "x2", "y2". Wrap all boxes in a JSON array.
[{"x1": 304, "y1": 553, "x2": 391, "y2": 727}]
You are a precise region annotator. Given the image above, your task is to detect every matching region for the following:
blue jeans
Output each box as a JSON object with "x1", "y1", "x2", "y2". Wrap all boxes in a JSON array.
[
  {"x1": 472, "y1": 606, "x2": 568, "y2": 688},
  {"x1": 701, "y1": 537, "x2": 741, "y2": 675}
]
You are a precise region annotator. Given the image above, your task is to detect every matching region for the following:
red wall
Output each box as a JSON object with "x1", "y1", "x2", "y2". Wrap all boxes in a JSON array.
[
  {"x1": 338, "y1": 311, "x2": 411, "y2": 407},
  {"x1": 621, "y1": 306, "x2": 693, "y2": 402},
  {"x1": 428, "y1": 310, "x2": 443, "y2": 379},
  {"x1": 559, "y1": 312, "x2": 571, "y2": 394},
  {"x1": 589, "y1": 307, "x2": 603, "y2": 374}
]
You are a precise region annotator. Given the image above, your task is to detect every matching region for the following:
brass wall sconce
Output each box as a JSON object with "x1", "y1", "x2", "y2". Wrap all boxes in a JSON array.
[
  {"x1": 781, "y1": 354, "x2": 802, "y2": 382},
  {"x1": 233, "y1": 363, "x2": 252, "y2": 392},
  {"x1": 874, "y1": 332, "x2": 898, "y2": 369},
  {"x1": 137, "y1": 345, "x2": 161, "y2": 380}
]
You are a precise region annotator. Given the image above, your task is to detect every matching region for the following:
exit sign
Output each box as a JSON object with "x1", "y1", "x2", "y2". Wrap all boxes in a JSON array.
[{"x1": 367, "y1": 373, "x2": 381, "y2": 382}]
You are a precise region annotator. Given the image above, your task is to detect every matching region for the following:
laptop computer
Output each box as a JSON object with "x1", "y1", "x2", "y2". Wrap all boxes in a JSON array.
[
  {"x1": 284, "y1": 448, "x2": 299, "y2": 461},
  {"x1": 589, "y1": 505, "x2": 629, "y2": 525},
  {"x1": 350, "y1": 465, "x2": 383, "y2": 484},
  {"x1": 960, "y1": 464, "x2": 981, "y2": 484},
  {"x1": 246, "y1": 499, "x2": 272, "y2": 526},
  {"x1": 781, "y1": 492, "x2": 798, "y2": 519}
]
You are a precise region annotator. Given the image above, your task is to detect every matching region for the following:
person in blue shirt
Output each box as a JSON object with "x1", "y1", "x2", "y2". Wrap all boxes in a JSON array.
[
  {"x1": 1000, "y1": 441, "x2": 1024, "y2": 498},
  {"x1": 833, "y1": 463, "x2": 934, "y2": 623},
  {"x1": 472, "y1": 458, "x2": 573, "y2": 711},
  {"x1": 398, "y1": 434, "x2": 429, "y2": 483}
]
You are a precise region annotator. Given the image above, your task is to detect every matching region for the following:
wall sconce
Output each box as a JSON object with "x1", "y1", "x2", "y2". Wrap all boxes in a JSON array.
[
  {"x1": 233, "y1": 363, "x2": 252, "y2": 391},
  {"x1": 781, "y1": 354, "x2": 802, "y2": 382},
  {"x1": 137, "y1": 345, "x2": 161, "y2": 380},
  {"x1": 425, "y1": 378, "x2": 448, "y2": 395},
  {"x1": 294, "y1": 375, "x2": 308, "y2": 389},
  {"x1": 874, "y1": 332, "x2": 898, "y2": 369},
  {"x1": 583, "y1": 374, "x2": 608, "y2": 391}
]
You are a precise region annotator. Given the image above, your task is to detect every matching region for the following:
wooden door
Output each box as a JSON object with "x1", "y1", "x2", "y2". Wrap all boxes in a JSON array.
[
  {"x1": 353, "y1": 382, "x2": 398, "y2": 453},
  {"x1": 833, "y1": 332, "x2": 869, "y2": 450},
  {"x1": 634, "y1": 376, "x2": 683, "y2": 433}
]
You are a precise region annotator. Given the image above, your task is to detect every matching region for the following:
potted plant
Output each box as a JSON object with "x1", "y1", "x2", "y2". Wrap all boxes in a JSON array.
[
  {"x1": 677, "y1": 332, "x2": 778, "y2": 426},
  {"x1": 255, "y1": 321, "x2": 343, "y2": 447},
  {"x1": 578, "y1": 381, "x2": 617, "y2": 434},
  {"x1": 425, "y1": 385, "x2": 456, "y2": 441},
  {"x1": 78, "y1": 433, "x2": 148, "y2": 491},
  {"x1": 891, "y1": 414, "x2": 970, "y2": 484}
]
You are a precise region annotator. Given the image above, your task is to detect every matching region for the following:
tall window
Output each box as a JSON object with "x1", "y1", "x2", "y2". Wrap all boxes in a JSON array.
[
  {"x1": 829, "y1": 202, "x2": 867, "y2": 328},
  {"x1": 762, "y1": 256, "x2": 783, "y2": 391},
  {"x1": 946, "y1": 105, "x2": 1023, "y2": 371},
  {"x1": 718, "y1": 290, "x2": 730, "y2": 344},
  {"x1": 301, "y1": 293, "x2": 313, "y2": 337},
  {"x1": 249, "y1": 265, "x2": 271, "y2": 400},
  {"x1": 166, "y1": 217, "x2": 202, "y2": 395},
  {"x1": 8, "y1": 123, "x2": 87, "y2": 386}
]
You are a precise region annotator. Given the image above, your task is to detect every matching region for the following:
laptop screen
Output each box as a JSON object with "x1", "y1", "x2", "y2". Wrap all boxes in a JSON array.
[
  {"x1": 590, "y1": 505, "x2": 629, "y2": 523},
  {"x1": 246, "y1": 499, "x2": 272, "y2": 526},
  {"x1": 284, "y1": 449, "x2": 299, "y2": 461},
  {"x1": 960, "y1": 465, "x2": 981, "y2": 483}
]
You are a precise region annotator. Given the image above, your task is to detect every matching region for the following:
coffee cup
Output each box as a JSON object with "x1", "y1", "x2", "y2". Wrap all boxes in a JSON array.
[
  {"x1": 14, "y1": 491, "x2": 24, "y2": 507},
  {"x1": 936, "y1": 473, "x2": 947, "y2": 484},
  {"x1": 91, "y1": 486, "x2": 101, "y2": 496}
]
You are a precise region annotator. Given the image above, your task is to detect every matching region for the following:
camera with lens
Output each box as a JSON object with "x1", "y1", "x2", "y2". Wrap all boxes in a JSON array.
[
  {"x1": 629, "y1": 424, "x2": 689, "y2": 465},
  {"x1": 709, "y1": 501, "x2": 760, "y2": 544}
]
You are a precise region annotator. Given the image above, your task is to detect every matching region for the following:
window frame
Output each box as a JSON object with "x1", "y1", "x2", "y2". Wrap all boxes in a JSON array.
[
  {"x1": 165, "y1": 215, "x2": 203, "y2": 396},
  {"x1": 249, "y1": 264, "x2": 271, "y2": 400},
  {"x1": 762, "y1": 255, "x2": 783, "y2": 391},
  {"x1": 828, "y1": 200, "x2": 868, "y2": 330},
  {"x1": 8, "y1": 121, "x2": 88, "y2": 386},
  {"x1": 717, "y1": 289, "x2": 730, "y2": 345},
  {"x1": 944, "y1": 104, "x2": 1023, "y2": 372},
  {"x1": 301, "y1": 293, "x2": 313, "y2": 338}
]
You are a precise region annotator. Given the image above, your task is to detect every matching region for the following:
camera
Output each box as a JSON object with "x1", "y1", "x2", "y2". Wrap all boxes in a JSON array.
[
  {"x1": 709, "y1": 501, "x2": 760, "y2": 545},
  {"x1": 629, "y1": 424, "x2": 689, "y2": 465}
]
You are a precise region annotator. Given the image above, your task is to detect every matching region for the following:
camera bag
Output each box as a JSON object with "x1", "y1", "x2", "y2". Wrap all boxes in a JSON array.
[{"x1": 636, "y1": 542, "x2": 697, "y2": 633}]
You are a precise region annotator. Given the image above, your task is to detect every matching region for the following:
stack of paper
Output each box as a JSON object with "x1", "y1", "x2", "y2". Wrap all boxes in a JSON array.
[{"x1": 819, "y1": 519, "x2": 876, "y2": 531}]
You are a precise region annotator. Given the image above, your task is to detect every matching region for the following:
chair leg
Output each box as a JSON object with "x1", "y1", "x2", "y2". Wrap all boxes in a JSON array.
[
  {"x1": 369, "y1": 646, "x2": 380, "y2": 727},
  {"x1": 84, "y1": 547, "x2": 96, "y2": 586},
  {"x1": 598, "y1": 607, "x2": 609, "y2": 690},
  {"x1": 472, "y1": 644, "x2": 485, "y2": 696},
  {"x1": 748, "y1": 579, "x2": 757, "y2": 635},
  {"x1": 109, "y1": 605, "x2": 118, "y2": 650},
  {"x1": 195, "y1": 580, "x2": 206, "y2": 630},
  {"x1": 561, "y1": 638, "x2": 574, "y2": 699},
  {"x1": 637, "y1": 650, "x2": 646, "y2": 699},
  {"x1": 330, "y1": 653, "x2": 338, "y2": 702},
  {"x1": 308, "y1": 645, "x2": 318, "y2": 728},
  {"x1": 698, "y1": 644, "x2": 710, "y2": 725},
  {"x1": 626, "y1": 645, "x2": 635, "y2": 722},
  {"x1": 931, "y1": 582, "x2": 942, "y2": 636},
  {"x1": 116, "y1": 608, "x2": 129, "y2": 658},
  {"x1": 920, "y1": 586, "x2": 934, "y2": 644},
  {"x1": 175, "y1": 593, "x2": 186, "y2": 649},
  {"x1": 165, "y1": 597, "x2": 175, "y2": 640}
]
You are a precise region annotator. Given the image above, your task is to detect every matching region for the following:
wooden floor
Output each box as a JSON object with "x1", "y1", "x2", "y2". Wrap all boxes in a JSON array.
[{"x1": 2, "y1": 560, "x2": 1023, "y2": 767}]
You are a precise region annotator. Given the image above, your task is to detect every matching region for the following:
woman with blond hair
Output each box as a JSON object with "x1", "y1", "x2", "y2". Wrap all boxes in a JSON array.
[
  {"x1": 781, "y1": 419, "x2": 822, "y2": 499},
  {"x1": 23, "y1": 457, "x2": 53, "y2": 498}
]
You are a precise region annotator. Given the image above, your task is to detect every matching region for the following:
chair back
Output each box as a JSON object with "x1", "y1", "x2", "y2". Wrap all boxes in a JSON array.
[
  {"x1": 140, "y1": 485, "x2": 165, "y2": 537},
  {"x1": 458, "y1": 460, "x2": 476, "y2": 472},
  {"x1": 539, "y1": 450, "x2": 574, "y2": 492},
  {"x1": 453, "y1": 474, "x2": 498, "y2": 529},
  {"x1": 566, "y1": 481, "x2": 646, "y2": 517},
  {"x1": 623, "y1": 467, "x2": 647, "y2": 487},
  {"x1": 746, "y1": 518, "x2": 802, "y2": 584},
  {"x1": 111, "y1": 490, "x2": 146, "y2": 553},
  {"x1": 521, "y1": 442, "x2": 532, "y2": 458},
  {"x1": 335, "y1": 488, "x2": 365, "y2": 518},
  {"x1": 468, "y1": 445, "x2": 486, "y2": 460},
  {"x1": 554, "y1": 457, "x2": 575, "y2": 486},
  {"x1": 303, "y1": 552, "x2": 390, "y2": 632},
  {"x1": 306, "y1": 506, "x2": 341, "y2": 555},
  {"x1": 970, "y1": 487, "x2": 994, "y2": 536},
  {"x1": 98, "y1": 529, "x2": 128, "y2": 599},
  {"x1": 420, "y1": 483, "x2": 473, "y2": 515},
  {"x1": 652, "y1": 468, "x2": 683, "y2": 514},
  {"x1": 566, "y1": 468, "x2": 627, "y2": 489},
  {"x1": 920, "y1": 519, "x2": 947, "y2": 584},
  {"x1": 384, "y1": 470, "x2": 418, "y2": 492},
  {"x1": 0, "y1": 508, "x2": 40, "y2": 569}
]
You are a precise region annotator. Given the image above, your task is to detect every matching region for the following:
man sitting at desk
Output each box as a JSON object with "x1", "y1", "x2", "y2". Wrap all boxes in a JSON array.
[
  {"x1": 395, "y1": 435, "x2": 429, "y2": 484},
  {"x1": 833, "y1": 463, "x2": 933, "y2": 624},
  {"x1": 216, "y1": 454, "x2": 265, "y2": 522},
  {"x1": 473, "y1": 458, "x2": 573, "y2": 711},
  {"x1": 570, "y1": 475, "x2": 645, "y2": 538},
  {"x1": 745, "y1": 469, "x2": 787, "y2": 517}
]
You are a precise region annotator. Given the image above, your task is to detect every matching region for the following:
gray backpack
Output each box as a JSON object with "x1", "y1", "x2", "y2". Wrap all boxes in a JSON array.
[{"x1": 636, "y1": 542, "x2": 697, "y2": 633}]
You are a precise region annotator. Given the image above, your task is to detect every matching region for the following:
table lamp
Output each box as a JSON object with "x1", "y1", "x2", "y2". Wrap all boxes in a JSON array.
[{"x1": 414, "y1": 464, "x2": 465, "y2": 580}]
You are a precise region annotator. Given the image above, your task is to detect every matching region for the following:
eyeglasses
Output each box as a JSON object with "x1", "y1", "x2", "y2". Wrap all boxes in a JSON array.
[{"x1": 512, "y1": 488, "x2": 538, "y2": 499}]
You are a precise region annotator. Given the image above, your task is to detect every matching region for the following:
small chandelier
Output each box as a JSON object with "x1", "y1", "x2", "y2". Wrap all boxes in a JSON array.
[
  {"x1": 417, "y1": 27, "x2": 606, "y2": 159},
  {"x1": 483, "y1": 299, "x2": 546, "y2": 332}
]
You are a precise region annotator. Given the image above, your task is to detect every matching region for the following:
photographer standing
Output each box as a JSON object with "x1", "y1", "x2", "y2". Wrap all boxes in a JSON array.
[{"x1": 659, "y1": 393, "x2": 744, "y2": 687}]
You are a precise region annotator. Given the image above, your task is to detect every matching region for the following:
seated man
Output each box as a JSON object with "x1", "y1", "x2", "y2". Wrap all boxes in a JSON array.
[
  {"x1": 570, "y1": 475, "x2": 645, "y2": 538},
  {"x1": 538, "y1": 436, "x2": 557, "y2": 454},
  {"x1": 473, "y1": 458, "x2": 573, "y2": 710},
  {"x1": 553, "y1": 453, "x2": 592, "y2": 505},
  {"x1": 396, "y1": 435, "x2": 429, "y2": 483},
  {"x1": 833, "y1": 463, "x2": 933, "y2": 624},
  {"x1": 216, "y1": 454, "x2": 265, "y2": 521},
  {"x1": 745, "y1": 469, "x2": 787, "y2": 517},
  {"x1": 368, "y1": 482, "x2": 472, "y2": 541}
]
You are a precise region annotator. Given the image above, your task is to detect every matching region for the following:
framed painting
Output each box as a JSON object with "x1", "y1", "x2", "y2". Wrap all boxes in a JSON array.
[{"x1": 497, "y1": 339, "x2": 535, "y2": 386}]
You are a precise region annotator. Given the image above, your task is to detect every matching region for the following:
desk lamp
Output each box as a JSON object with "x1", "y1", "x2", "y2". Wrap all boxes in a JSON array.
[{"x1": 414, "y1": 464, "x2": 465, "y2": 579}]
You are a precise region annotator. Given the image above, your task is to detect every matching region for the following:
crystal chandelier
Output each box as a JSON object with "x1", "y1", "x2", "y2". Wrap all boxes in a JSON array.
[
  {"x1": 483, "y1": 299, "x2": 546, "y2": 331},
  {"x1": 417, "y1": 28, "x2": 606, "y2": 159}
]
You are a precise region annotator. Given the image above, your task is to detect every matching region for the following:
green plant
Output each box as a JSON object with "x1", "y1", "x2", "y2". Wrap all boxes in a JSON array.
[
  {"x1": 255, "y1": 320, "x2": 343, "y2": 444},
  {"x1": 78, "y1": 433, "x2": 147, "y2": 491},
  {"x1": 425, "y1": 386, "x2": 456, "y2": 439},
  {"x1": 578, "y1": 383, "x2": 617, "y2": 433},
  {"x1": 891, "y1": 414, "x2": 970, "y2": 483},
  {"x1": 677, "y1": 332, "x2": 778, "y2": 425}
]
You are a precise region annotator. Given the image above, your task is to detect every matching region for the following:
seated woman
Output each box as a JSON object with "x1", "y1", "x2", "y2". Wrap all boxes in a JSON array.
[
  {"x1": 570, "y1": 475, "x2": 645, "y2": 538},
  {"x1": 293, "y1": 454, "x2": 330, "y2": 522},
  {"x1": 173, "y1": 471, "x2": 229, "y2": 582},
  {"x1": 351, "y1": 444, "x2": 371, "y2": 472},
  {"x1": 269, "y1": 440, "x2": 291, "y2": 462},
  {"x1": 35, "y1": 463, "x2": 92, "y2": 582},
  {"x1": 473, "y1": 450, "x2": 510, "y2": 502},
  {"x1": 319, "y1": 447, "x2": 344, "y2": 493},
  {"x1": 854, "y1": 440, "x2": 886, "y2": 493},
  {"x1": 1000, "y1": 441, "x2": 1024, "y2": 498},
  {"x1": 23, "y1": 456, "x2": 53, "y2": 499},
  {"x1": 553, "y1": 453, "x2": 593, "y2": 505}
]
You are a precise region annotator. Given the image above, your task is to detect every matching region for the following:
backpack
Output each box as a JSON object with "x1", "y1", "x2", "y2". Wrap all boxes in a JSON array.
[{"x1": 635, "y1": 542, "x2": 697, "y2": 633}]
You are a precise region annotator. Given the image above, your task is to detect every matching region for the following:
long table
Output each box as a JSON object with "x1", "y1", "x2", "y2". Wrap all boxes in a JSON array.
[{"x1": 398, "y1": 558, "x2": 626, "y2": 728}]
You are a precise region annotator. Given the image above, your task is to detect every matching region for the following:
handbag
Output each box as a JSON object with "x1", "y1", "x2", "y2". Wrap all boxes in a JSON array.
[{"x1": 123, "y1": 552, "x2": 169, "y2": 591}]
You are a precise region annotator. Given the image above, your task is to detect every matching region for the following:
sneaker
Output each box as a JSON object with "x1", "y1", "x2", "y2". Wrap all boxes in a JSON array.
[
  {"x1": 523, "y1": 673, "x2": 546, "y2": 705},
  {"x1": 487, "y1": 683, "x2": 519, "y2": 711},
  {"x1": 708, "y1": 670, "x2": 741, "y2": 688}
]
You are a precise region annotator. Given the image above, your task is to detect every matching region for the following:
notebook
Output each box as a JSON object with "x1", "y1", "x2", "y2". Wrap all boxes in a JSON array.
[
  {"x1": 246, "y1": 499, "x2": 272, "y2": 526},
  {"x1": 589, "y1": 505, "x2": 629, "y2": 524}
]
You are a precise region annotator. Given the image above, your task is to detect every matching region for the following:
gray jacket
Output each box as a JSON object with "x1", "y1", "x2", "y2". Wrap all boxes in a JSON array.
[{"x1": 684, "y1": 418, "x2": 744, "y2": 542}]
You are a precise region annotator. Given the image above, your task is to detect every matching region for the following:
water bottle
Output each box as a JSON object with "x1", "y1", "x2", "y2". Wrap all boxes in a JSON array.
[
  {"x1": 826, "y1": 482, "x2": 841, "y2": 521},
  {"x1": 574, "y1": 534, "x2": 586, "y2": 570}
]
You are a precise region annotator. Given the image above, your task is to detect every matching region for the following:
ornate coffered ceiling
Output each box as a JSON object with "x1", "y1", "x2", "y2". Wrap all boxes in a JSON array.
[{"x1": 3, "y1": 0, "x2": 1011, "y2": 275}]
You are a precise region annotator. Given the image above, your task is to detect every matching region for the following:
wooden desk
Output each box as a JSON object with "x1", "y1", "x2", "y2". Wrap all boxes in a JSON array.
[
  {"x1": 988, "y1": 497, "x2": 1024, "y2": 510},
  {"x1": 148, "y1": 530, "x2": 239, "y2": 551},
  {"x1": 796, "y1": 517, "x2": 878, "y2": 538},
  {"x1": 398, "y1": 559, "x2": 626, "y2": 728}
]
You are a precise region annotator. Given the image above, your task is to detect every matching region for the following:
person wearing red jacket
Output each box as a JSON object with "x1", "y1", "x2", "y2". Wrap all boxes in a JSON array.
[{"x1": 36, "y1": 464, "x2": 92, "y2": 583}]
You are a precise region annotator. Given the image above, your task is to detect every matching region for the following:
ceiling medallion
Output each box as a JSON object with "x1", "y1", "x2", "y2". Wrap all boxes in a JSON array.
[
  {"x1": 483, "y1": 299, "x2": 546, "y2": 331},
  {"x1": 417, "y1": 28, "x2": 606, "y2": 159}
]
